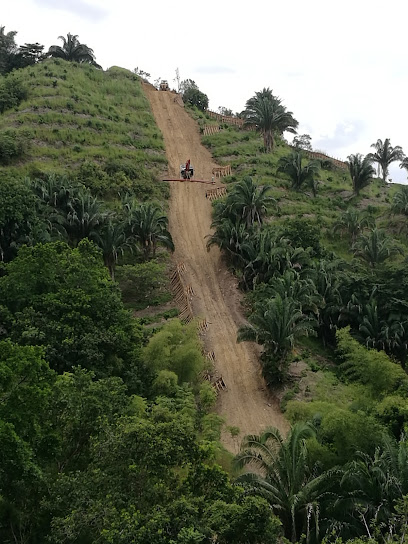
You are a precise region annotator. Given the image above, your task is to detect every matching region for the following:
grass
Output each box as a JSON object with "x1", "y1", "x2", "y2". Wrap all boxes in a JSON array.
[{"x1": 1, "y1": 60, "x2": 168, "y2": 201}]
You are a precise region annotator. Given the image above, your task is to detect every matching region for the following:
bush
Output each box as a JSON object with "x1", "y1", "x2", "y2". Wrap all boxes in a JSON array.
[
  {"x1": 0, "y1": 130, "x2": 28, "y2": 165},
  {"x1": 0, "y1": 75, "x2": 27, "y2": 113},
  {"x1": 143, "y1": 320, "x2": 206, "y2": 384},
  {"x1": 76, "y1": 160, "x2": 110, "y2": 194},
  {"x1": 183, "y1": 87, "x2": 209, "y2": 111},
  {"x1": 116, "y1": 261, "x2": 170, "y2": 308},
  {"x1": 336, "y1": 327, "x2": 408, "y2": 396},
  {"x1": 282, "y1": 218, "x2": 322, "y2": 256}
]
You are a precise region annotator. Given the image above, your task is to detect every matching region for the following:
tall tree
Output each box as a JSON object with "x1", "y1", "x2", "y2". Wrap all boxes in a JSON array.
[
  {"x1": 0, "y1": 175, "x2": 44, "y2": 262},
  {"x1": 206, "y1": 218, "x2": 249, "y2": 268},
  {"x1": 367, "y1": 138, "x2": 404, "y2": 183},
  {"x1": 65, "y1": 188, "x2": 106, "y2": 246},
  {"x1": 48, "y1": 33, "x2": 100, "y2": 67},
  {"x1": 0, "y1": 26, "x2": 17, "y2": 74},
  {"x1": 347, "y1": 153, "x2": 375, "y2": 195},
  {"x1": 243, "y1": 88, "x2": 298, "y2": 152},
  {"x1": 11, "y1": 43, "x2": 45, "y2": 70},
  {"x1": 0, "y1": 240, "x2": 140, "y2": 376},
  {"x1": 334, "y1": 435, "x2": 408, "y2": 540},
  {"x1": 93, "y1": 220, "x2": 135, "y2": 280},
  {"x1": 293, "y1": 133, "x2": 313, "y2": 151}
]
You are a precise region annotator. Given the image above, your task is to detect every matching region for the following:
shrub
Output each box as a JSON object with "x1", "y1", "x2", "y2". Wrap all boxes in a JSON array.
[
  {"x1": 116, "y1": 261, "x2": 170, "y2": 308},
  {"x1": 0, "y1": 130, "x2": 28, "y2": 165},
  {"x1": 75, "y1": 160, "x2": 110, "y2": 193},
  {"x1": 336, "y1": 327, "x2": 407, "y2": 396},
  {"x1": 282, "y1": 218, "x2": 322, "y2": 256},
  {"x1": 143, "y1": 319, "x2": 205, "y2": 384},
  {"x1": 0, "y1": 75, "x2": 28, "y2": 113}
]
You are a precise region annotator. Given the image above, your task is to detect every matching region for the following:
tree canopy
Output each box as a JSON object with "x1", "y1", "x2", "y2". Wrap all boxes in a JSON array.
[
  {"x1": 243, "y1": 88, "x2": 298, "y2": 152},
  {"x1": 48, "y1": 33, "x2": 100, "y2": 67}
]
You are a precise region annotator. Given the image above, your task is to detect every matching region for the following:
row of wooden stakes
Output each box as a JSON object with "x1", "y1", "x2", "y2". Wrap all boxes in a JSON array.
[
  {"x1": 212, "y1": 165, "x2": 231, "y2": 178},
  {"x1": 171, "y1": 262, "x2": 227, "y2": 394},
  {"x1": 206, "y1": 187, "x2": 227, "y2": 201}
]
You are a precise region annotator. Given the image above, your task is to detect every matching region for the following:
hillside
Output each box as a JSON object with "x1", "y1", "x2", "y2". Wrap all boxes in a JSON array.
[
  {"x1": 2, "y1": 50, "x2": 408, "y2": 541},
  {"x1": 201, "y1": 123, "x2": 407, "y2": 252},
  {"x1": 0, "y1": 59, "x2": 168, "y2": 200}
]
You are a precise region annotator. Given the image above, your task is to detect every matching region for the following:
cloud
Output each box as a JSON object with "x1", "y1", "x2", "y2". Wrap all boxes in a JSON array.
[
  {"x1": 195, "y1": 66, "x2": 235, "y2": 75},
  {"x1": 314, "y1": 120, "x2": 366, "y2": 157},
  {"x1": 33, "y1": 0, "x2": 108, "y2": 21}
]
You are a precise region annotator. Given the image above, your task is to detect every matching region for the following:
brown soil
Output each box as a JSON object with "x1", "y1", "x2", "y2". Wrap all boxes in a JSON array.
[{"x1": 144, "y1": 86, "x2": 289, "y2": 452}]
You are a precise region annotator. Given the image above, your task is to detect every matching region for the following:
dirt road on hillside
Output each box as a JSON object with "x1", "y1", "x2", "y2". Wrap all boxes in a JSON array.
[{"x1": 144, "y1": 85, "x2": 288, "y2": 451}]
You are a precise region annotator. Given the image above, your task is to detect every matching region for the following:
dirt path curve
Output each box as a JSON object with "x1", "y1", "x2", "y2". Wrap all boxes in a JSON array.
[{"x1": 144, "y1": 86, "x2": 288, "y2": 451}]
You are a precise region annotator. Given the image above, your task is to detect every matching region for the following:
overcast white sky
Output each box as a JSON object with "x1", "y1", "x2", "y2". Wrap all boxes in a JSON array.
[{"x1": 5, "y1": 0, "x2": 408, "y2": 182}]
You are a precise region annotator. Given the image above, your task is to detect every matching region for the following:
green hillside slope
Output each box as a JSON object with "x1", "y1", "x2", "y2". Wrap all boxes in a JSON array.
[
  {"x1": 0, "y1": 59, "x2": 168, "y2": 200},
  {"x1": 201, "y1": 123, "x2": 407, "y2": 255}
]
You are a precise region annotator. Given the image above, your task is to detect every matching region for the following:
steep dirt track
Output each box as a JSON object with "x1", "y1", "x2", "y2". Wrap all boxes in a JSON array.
[{"x1": 144, "y1": 86, "x2": 288, "y2": 451}]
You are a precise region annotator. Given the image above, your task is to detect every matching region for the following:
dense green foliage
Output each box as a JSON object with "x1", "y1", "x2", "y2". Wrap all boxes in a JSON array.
[
  {"x1": 181, "y1": 79, "x2": 209, "y2": 111},
  {"x1": 2, "y1": 28, "x2": 408, "y2": 542},
  {"x1": 0, "y1": 240, "x2": 142, "y2": 377}
]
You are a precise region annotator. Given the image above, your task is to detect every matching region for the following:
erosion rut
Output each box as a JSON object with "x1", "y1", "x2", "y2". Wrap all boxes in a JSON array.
[{"x1": 144, "y1": 86, "x2": 288, "y2": 451}]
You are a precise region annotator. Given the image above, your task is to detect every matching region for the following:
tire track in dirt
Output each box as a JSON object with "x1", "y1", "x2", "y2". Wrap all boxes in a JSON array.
[{"x1": 144, "y1": 85, "x2": 288, "y2": 451}]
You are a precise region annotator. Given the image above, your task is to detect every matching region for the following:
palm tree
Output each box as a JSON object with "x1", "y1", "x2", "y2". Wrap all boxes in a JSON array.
[
  {"x1": 357, "y1": 299, "x2": 385, "y2": 350},
  {"x1": 206, "y1": 218, "x2": 249, "y2": 268},
  {"x1": 392, "y1": 186, "x2": 408, "y2": 216},
  {"x1": 48, "y1": 33, "x2": 100, "y2": 67},
  {"x1": 307, "y1": 259, "x2": 344, "y2": 344},
  {"x1": 235, "y1": 422, "x2": 334, "y2": 542},
  {"x1": 347, "y1": 153, "x2": 375, "y2": 195},
  {"x1": 126, "y1": 202, "x2": 174, "y2": 260},
  {"x1": 353, "y1": 228, "x2": 402, "y2": 268},
  {"x1": 385, "y1": 318, "x2": 408, "y2": 368},
  {"x1": 225, "y1": 176, "x2": 277, "y2": 227},
  {"x1": 92, "y1": 221, "x2": 136, "y2": 280},
  {"x1": 238, "y1": 294, "x2": 317, "y2": 382},
  {"x1": 277, "y1": 151, "x2": 320, "y2": 192},
  {"x1": 258, "y1": 270, "x2": 321, "y2": 316},
  {"x1": 367, "y1": 138, "x2": 404, "y2": 183},
  {"x1": 241, "y1": 230, "x2": 312, "y2": 290},
  {"x1": 65, "y1": 188, "x2": 107, "y2": 246},
  {"x1": 400, "y1": 157, "x2": 408, "y2": 177},
  {"x1": 31, "y1": 174, "x2": 74, "y2": 213},
  {"x1": 334, "y1": 435, "x2": 408, "y2": 540},
  {"x1": 333, "y1": 208, "x2": 374, "y2": 244},
  {"x1": 243, "y1": 88, "x2": 298, "y2": 152},
  {"x1": 29, "y1": 174, "x2": 75, "y2": 241}
]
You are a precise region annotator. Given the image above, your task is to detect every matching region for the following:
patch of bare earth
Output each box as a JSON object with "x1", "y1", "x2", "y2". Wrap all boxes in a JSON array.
[{"x1": 144, "y1": 85, "x2": 288, "y2": 452}]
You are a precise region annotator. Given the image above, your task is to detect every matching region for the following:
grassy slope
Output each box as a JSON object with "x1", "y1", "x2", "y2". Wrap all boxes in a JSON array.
[
  {"x1": 1, "y1": 59, "x2": 168, "y2": 200},
  {"x1": 201, "y1": 124, "x2": 407, "y2": 255}
]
